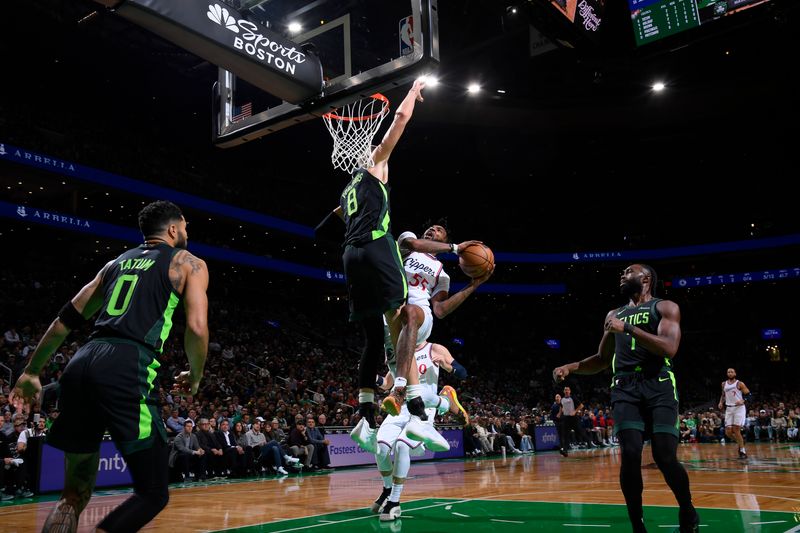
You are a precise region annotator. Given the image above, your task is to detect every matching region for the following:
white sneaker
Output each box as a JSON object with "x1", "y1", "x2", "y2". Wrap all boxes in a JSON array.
[
  {"x1": 349, "y1": 418, "x2": 377, "y2": 453},
  {"x1": 406, "y1": 416, "x2": 449, "y2": 452},
  {"x1": 283, "y1": 455, "x2": 300, "y2": 465},
  {"x1": 276, "y1": 466, "x2": 288, "y2": 475},
  {"x1": 380, "y1": 500, "x2": 402, "y2": 521}
]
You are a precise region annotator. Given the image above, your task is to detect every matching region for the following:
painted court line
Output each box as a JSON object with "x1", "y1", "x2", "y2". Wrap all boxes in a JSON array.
[
  {"x1": 749, "y1": 521, "x2": 786, "y2": 525},
  {"x1": 563, "y1": 525, "x2": 610, "y2": 528},
  {"x1": 452, "y1": 512, "x2": 470, "y2": 518},
  {"x1": 267, "y1": 499, "x2": 471, "y2": 533},
  {"x1": 491, "y1": 519, "x2": 525, "y2": 524}
]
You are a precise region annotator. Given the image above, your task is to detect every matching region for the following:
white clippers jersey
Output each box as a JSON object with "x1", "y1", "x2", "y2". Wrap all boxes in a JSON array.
[
  {"x1": 724, "y1": 380, "x2": 743, "y2": 406},
  {"x1": 387, "y1": 342, "x2": 440, "y2": 400},
  {"x1": 398, "y1": 231, "x2": 450, "y2": 309}
]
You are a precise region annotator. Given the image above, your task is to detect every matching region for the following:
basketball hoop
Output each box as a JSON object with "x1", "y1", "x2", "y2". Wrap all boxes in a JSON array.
[{"x1": 322, "y1": 94, "x2": 390, "y2": 173}]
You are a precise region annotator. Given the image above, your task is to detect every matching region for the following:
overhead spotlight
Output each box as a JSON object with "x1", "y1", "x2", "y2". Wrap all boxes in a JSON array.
[
  {"x1": 497, "y1": 89, "x2": 506, "y2": 94},
  {"x1": 506, "y1": 5, "x2": 518, "y2": 14},
  {"x1": 652, "y1": 82, "x2": 666, "y2": 92},
  {"x1": 417, "y1": 75, "x2": 438, "y2": 87},
  {"x1": 468, "y1": 83, "x2": 481, "y2": 94},
  {"x1": 288, "y1": 22, "x2": 302, "y2": 34}
]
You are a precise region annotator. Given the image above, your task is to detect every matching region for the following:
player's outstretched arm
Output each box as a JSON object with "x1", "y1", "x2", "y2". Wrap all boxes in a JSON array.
[
  {"x1": 552, "y1": 309, "x2": 616, "y2": 382},
  {"x1": 10, "y1": 262, "x2": 110, "y2": 409},
  {"x1": 370, "y1": 80, "x2": 425, "y2": 167}
]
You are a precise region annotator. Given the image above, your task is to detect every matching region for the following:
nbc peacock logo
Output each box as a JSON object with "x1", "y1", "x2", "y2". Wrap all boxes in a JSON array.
[{"x1": 207, "y1": 4, "x2": 239, "y2": 33}]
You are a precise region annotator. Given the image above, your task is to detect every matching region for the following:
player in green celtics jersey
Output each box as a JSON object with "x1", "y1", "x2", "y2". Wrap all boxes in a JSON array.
[
  {"x1": 324, "y1": 80, "x2": 450, "y2": 454},
  {"x1": 553, "y1": 264, "x2": 699, "y2": 533},
  {"x1": 10, "y1": 200, "x2": 208, "y2": 533}
]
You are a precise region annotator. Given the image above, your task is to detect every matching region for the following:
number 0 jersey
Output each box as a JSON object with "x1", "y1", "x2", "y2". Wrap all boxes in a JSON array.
[
  {"x1": 388, "y1": 342, "x2": 440, "y2": 401},
  {"x1": 93, "y1": 243, "x2": 181, "y2": 353},
  {"x1": 398, "y1": 232, "x2": 450, "y2": 309}
]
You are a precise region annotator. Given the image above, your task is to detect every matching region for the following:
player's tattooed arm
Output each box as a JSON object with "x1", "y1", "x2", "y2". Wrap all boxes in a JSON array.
[{"x1": 170, "y1": 250, "x2": 205, "y2": 292}]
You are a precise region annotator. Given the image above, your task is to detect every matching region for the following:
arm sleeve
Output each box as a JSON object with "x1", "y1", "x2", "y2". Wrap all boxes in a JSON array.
[{"x1": 432, "y1": 269, "x2": 451, "y2": 298}]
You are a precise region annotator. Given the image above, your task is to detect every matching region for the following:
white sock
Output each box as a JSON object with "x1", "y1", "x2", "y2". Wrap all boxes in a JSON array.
[
  {"x1": 359, "y1": 391, "x2": 374, "y2": 404},
  {"x1": 389, "y1": 483, "x2": 404, "y2": 503},
  {"x1": 406, "y1": 384, "x2": 422, "y2": 400},
  {"x1": 382, "y1": 475, "x2": 392, "y2": 489},
  {"x1": 393, "y1": 377, "x2": 407, "y2": 390}
]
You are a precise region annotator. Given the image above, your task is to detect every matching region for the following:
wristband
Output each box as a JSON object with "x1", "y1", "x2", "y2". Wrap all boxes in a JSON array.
[{"x1": 623, "y1": 322, "x2": 634, "y2": 335}]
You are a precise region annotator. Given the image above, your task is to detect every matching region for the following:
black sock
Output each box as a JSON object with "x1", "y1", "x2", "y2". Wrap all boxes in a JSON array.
[
  {"x1": 407, "y1": 396, "x2": 428, "y2": 420},
  {"x1": 359, "y1": 402, "x2": 376, "y2": 428}
]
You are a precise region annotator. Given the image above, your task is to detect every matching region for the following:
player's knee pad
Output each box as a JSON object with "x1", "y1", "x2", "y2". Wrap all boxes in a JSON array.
[
  {"x1": 376, "y1": 442, "x2": 392, "y2": 471},
  {"x1": 392, "y1": 441, "x2": 412, "y2": 479}
]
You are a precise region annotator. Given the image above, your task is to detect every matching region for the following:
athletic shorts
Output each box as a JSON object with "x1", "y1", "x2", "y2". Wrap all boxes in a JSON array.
[
  {"x1": 725, "y1": 405, "x2": 746, "y2": 427},
  {"x1": 611, "y1": 368, "x2": 680, "y2": 438},
  {"x1": 343, "y1": 235, "x2": 408, "y2": 322},
  {"x1": 376, "y1": 405, "x2": 436, "y2": 457},
  {"x1": 47, "y1": 337, "x2": 167, "y2": 455}
]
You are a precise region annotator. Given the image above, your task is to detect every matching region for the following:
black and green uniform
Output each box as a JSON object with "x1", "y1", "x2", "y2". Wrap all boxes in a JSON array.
[
  {"x1": 610, "y1": 298, "x2": 680, "y2": 438},
  {"x1": 340, "y1": 168, "x2": 407, "y2": 321},
  {"x1": 48, "y1": 243, "x2": 180, "y2": 454}
]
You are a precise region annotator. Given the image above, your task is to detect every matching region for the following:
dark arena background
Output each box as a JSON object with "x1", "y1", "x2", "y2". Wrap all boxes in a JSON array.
[{"x1": 1, "y1": 0, "x2": 799, "y2": 532}]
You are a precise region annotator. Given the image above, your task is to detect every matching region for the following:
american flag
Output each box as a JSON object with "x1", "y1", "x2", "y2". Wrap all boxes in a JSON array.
[{"x1": 232, "y1": 102, "x2": 252, "y2": 122}]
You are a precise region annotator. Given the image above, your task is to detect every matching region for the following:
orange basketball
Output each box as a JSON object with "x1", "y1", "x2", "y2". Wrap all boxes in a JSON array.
[{"x1": 459, "y1": 243, "x2": 494, "y2": 279}]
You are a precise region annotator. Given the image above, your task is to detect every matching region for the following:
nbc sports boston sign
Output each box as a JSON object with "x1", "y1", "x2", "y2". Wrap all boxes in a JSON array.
[{"x1": 102, "y1": 0, "x2": 323, "y2": 103}]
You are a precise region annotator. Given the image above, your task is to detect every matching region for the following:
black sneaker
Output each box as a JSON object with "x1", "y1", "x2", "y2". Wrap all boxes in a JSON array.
[
  {"x1": 380, "y1": 500, "x2": 402, "y2": 521},
  {"x1": 371, "y1": 487, "x2": 392, "y2": 513},
  {"x1": 738, "y1": 449, "x2": 748, "y2": 459},
  {"x1": 677, "y1": 510, "x2": 700, "y2": 533},
  {"x1": 560, "y1": 448, "x2": 569, "y2": 457}
]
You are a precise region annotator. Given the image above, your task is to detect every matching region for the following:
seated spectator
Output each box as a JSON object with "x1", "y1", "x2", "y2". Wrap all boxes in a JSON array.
[
  {"x1": 217, "y1": 419, "x2": 245, "y2": 477},
  {"x1": 788, "y1": 409, "x2": 799, "y2": 442},
  {"x1": 196, "y1": 418, "x2": 225, "y2": 478},
  {"x1": 0, "y1": 412, "x2": 13, "y2": 437},
  {"x1": 165, "y1": 409, "x2": 185, "y2": 436},
  {"x1": 306, "y1": 416, "x2": 330, "y2": 468},
  {"x1": 679, "y1": 421, "x2": 691, "y2": 443},
  {"x1": 172, "y1": 420, "x2": 206, "y2": 482},
  {"x1": 771, "y1": 410, "x2": 788, "y2": 443},
  {"x1": 755, "y1": 409, "x2": 774, "y2": 442},
  {"x1": 288, "y1": 420, "x2": 315, "y2": 469}
]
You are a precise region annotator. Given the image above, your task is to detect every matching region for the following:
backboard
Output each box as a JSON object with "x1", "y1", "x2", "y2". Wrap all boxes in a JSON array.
[{"x1": 212, "y1": 0, "x2": 439, "y2": 148}]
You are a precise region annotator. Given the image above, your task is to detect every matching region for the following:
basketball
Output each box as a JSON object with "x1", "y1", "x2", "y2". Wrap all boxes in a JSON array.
[{"x1": 459, "y1": 244, "x2": 494, "y2": 279}]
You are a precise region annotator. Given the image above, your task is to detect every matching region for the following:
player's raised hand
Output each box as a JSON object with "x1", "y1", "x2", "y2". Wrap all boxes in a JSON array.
[
  {"x1": 456, "y1": 240, "x2": 483, "y2": 254},
  {"x1": 553, "y1": 365, "x2": 571, "y2": 383},
  {"x1": 171, "y1": 370, "x2": 198, "y2": 397},
  {"x1": 9, "y1": 372, "x2": 42, "y2": 413},
  {"x1": 411, "y1": 79, "x2": 426, "y2": 101}
]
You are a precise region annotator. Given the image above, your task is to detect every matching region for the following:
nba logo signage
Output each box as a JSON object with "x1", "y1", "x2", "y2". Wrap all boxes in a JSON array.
[{"x1": 399, "y1": 15, "x2": 414, "y2": 56}]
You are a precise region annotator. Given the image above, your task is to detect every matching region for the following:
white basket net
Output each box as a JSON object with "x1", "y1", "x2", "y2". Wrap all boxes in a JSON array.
[{"x1": 322, "y1": 94, "x2": 390, "y2": 174}]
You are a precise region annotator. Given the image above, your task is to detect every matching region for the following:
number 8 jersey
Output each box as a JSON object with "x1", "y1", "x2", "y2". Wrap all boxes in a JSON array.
[
  {"x1": 398, "y1": 231, "x2": 450, "y2": 309},
  {"x1": 93, "y1": 243, "x2": 181, "y2": 354}
]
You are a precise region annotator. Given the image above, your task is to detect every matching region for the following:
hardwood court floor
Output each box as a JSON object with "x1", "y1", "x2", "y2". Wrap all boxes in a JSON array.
[{"x1": 3, "y1": 443, "x2": 799, "y2": 532}]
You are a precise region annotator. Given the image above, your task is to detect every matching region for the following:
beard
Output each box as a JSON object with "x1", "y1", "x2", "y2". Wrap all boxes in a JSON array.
[
  {"x1": 620, "y1": 277, "x2": 643, "y2": 298},
  {"x1": 175, "y1": 232, "x2": 188, "y2": 250}
]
